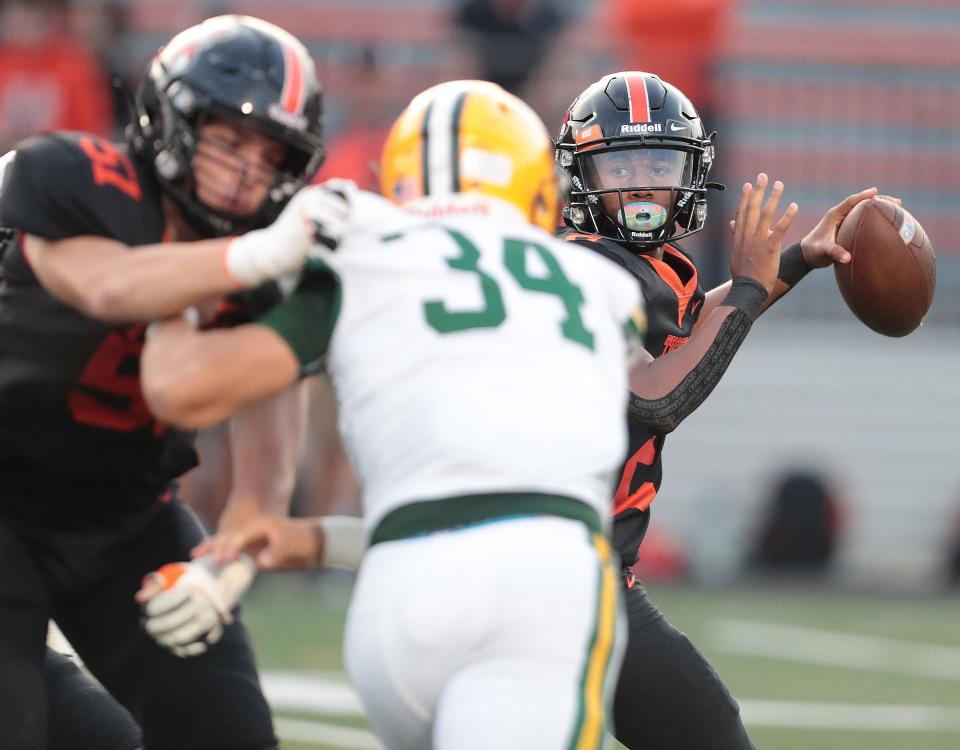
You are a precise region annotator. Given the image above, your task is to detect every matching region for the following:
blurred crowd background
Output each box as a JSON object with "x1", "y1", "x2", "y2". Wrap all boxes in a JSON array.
[{"x1": 3, "y1": 0, "x2": 959, "y2": 590}]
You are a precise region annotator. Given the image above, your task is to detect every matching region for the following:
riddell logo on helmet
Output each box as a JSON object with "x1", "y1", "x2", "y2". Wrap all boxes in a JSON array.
[
  {"x1": 619, "y1": 122, "x2": 663, "y2": 135},
  {"x1": 268, "y1": 103, "x2": 308, "y2": 131}
]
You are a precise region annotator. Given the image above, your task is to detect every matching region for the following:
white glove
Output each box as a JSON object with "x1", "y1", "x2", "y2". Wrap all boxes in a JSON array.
[
  {"x1": 141, "y1": 555, "x2": 256, "y2": 658},
  {"x1": 224, "y1": 182, "x2": 353, "y2": 287}
]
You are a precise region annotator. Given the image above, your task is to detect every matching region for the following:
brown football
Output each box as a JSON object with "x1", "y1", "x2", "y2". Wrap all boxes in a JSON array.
[{"x1": 834, "y1": 197, "x2": 936, "y2": 337}]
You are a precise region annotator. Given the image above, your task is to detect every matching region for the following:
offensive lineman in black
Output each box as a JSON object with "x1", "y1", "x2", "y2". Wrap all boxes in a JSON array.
[
  {"x1": 0, "y1": 16, "x2": 347, "y2": 750},
  {"x1": 556, "y1": 72, "x2": 890, "y2": 749}
]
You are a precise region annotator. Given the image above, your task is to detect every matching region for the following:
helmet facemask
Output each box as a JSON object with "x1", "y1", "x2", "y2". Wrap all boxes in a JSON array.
[
  {"x1": 560, "y1": 139, "x2": 712, "y2": 249},
  {"x1": 555, "y1": 71, "x2": 720, "y2": 250},
  {"x1": 134, "y1": 79, "x2": 323, "y2": 237}
]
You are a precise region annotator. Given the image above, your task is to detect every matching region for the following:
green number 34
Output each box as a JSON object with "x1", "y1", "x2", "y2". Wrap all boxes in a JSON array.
[{"x1": 423, "y1": 229, "x2": 595, "y2": 350}]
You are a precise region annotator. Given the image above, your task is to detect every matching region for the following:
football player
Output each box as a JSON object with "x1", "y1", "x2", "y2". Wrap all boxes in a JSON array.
[
  {"x1": 0, "y1": 15, "x2": 348, "y2": 750},
  {"x1": 135, "y1": 79, "x2": 796, "y2": 749},
  {"x1": 555, "y1": 71, "x2": 893, "y2": 750}
]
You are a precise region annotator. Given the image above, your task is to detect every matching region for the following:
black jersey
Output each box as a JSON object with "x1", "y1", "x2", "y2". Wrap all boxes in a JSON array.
[
  {"x1": 562, "y1": 230, "x2": 705, "y2": 568},
  {"x1": 0, "y1": 132, "x2": 272, "y2": 515}
]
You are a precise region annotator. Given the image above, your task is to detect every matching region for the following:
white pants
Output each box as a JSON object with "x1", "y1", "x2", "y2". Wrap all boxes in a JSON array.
[{"x1": 344, "y1": 515, "x2": 624, "y2": 750}]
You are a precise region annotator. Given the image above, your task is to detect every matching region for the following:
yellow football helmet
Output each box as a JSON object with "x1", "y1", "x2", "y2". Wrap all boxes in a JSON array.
[{"x1": 380, "y1": 80, "x2": 558, "y2": 232}]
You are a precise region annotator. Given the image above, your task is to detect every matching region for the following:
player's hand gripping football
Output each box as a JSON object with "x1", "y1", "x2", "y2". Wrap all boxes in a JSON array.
[
  {"x1": 797, "y1": 188, "x2": 901, "y2": 268},
  {"x1": 729, "y1": 173, "x2": 798, "y2": 296},
  {"x1": 223, "y1": 179, "x2": 355, "y2": 288},
  {"x1": 135, "y1": 555, "x2": 256, "y2": 657}
]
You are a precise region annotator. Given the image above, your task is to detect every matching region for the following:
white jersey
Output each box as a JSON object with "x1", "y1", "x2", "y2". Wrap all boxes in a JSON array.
[{"x1": 304, "y1": 191, "x2": 643, "y2": 535}]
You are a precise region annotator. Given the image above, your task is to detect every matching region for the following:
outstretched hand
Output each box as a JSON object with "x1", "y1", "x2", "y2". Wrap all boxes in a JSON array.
[
  {"x1": 729, "y1": 173, "x2": 798, "y2": 295},
  {"x1": 192, "y1": 515, "x2": 321, "y2": 570}
]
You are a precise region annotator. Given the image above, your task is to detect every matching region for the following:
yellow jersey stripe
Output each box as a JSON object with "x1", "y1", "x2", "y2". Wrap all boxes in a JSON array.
[{"x1": 568, "y1": 532, "x2": 618, "y2": 750}]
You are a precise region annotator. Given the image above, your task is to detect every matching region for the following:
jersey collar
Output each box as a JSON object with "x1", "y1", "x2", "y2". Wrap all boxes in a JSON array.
[{"x1": 403, "y1": 194, "x2": 528, "y2": 226}]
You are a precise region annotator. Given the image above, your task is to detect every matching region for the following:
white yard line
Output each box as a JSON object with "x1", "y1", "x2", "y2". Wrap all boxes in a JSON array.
[
  {"x1": 740, "y1": 701, "x2": 960, "y2": 732},
  {"x1": 262, "y1": 671, "x2": 366, "y2": 716},
  {"x1": 273, "y1": 717, "x2": 383, "y2": 750},
  {"x1": 262, "y1": 670, "x2": 960, "y2": 741},
  {"x1": 709, "y1": 618, "x2": 960, "y2": 681}
]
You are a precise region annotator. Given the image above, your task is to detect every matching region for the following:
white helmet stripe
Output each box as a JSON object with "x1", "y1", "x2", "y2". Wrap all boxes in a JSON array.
[{"x1": 421, "y1": 87, "x2": 468, "y2": 197}]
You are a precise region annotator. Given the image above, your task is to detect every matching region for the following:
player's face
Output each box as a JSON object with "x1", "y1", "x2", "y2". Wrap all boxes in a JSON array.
[
  {"x1": 583, "y1": 148, "x2": 688, "y2": 232},
  {"x1": 192, "y1": 120, "x2": 287, "y2": 216}
]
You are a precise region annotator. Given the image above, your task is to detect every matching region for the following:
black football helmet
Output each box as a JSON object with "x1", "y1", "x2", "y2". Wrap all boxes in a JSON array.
[
  {"x1": 128, "y1": 15, "x2": 325, "y2": 236},
  {"x1": 556, "y1": 71, "x2": 721, "y2": 249}
]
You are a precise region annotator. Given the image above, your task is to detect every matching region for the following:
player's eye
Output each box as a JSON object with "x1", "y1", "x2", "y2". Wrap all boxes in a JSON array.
[
  {"x1": 202, "y1": 127, "x2": 239, "y2": 151},
  {"x1": 220, "y1": 134, "x2": 241, "y2": 150},
  {"x1": 263, "y1": 145, "x2": 286, "y2": 170},
  {"x1": 609, "y1": 166, "x2": 632, "y2": 179}
]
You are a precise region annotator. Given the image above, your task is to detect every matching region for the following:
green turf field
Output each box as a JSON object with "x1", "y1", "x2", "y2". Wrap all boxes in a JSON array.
[{"x1": 243, "y1": 573, "x2": 960, "y2": 749}]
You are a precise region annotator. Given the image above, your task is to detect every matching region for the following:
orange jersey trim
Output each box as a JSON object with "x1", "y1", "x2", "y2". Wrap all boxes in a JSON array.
[
  {"x1": 613, "y1": 436, "x2": 658, "y2": 514},
  {"x1": 565, "y1": 232, "x2": 603, "y2": 243},
  {"x1": 640, "y1": 244, "x2": 699, "y2": 326}
]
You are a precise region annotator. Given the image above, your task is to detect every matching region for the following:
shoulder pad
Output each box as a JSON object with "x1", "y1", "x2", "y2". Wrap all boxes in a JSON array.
[
  {"x1": 0, "y1": 133, "x2": 164, "y2": 244},
  {"x1": 558, "y1": 228, "x2": 638, "y2": 269},
  {"x1": 558, "y1": 229, "x2": 624, "y2": 253}
]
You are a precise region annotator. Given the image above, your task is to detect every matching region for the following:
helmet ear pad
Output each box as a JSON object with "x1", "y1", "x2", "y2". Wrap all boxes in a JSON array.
[
  {"x1": 152, "y1": 101, "x2": 193, "y2": 184},
  {"x1": 135, "y1": 69, "x2": 197, "y2": 186},
  {"x1": 674, "y1": 195, "x2": 708, "y2": 232},
  {"x1": 672, "y1": 147, "x2": 712, "y2": 231}
]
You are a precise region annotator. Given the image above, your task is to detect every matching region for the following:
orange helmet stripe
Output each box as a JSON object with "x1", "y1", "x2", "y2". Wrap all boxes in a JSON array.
[
  {"x1": 625, "y1": 73, "x2": 651, "y2": 124},
  {"x1": 280, "y1": 41, "x2": 305, "y2": 114}
]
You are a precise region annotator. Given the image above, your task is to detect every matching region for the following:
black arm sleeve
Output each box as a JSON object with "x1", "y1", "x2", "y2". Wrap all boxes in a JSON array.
[
  {"x1": 777, "y1": 242, "x2": 813, "y2": 288},
  {"x1": 258, "y1": 264, "x2": 342, "y2": 377},
  {"x1": 626, "y1": 277, "x2": 766, "y2": 433}
]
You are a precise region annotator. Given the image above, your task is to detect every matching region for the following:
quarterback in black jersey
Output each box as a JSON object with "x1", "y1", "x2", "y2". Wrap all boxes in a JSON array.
[
  {"x1": 0, "y1": 16, "x2": 348, "y2": 750},
  {"x1": 556, "y1": 71, "x2": 893, "y2": 750}
]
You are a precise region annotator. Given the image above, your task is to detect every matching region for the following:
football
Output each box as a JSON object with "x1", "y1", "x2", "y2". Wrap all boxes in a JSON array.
[{"x1": 834, "y1": 197, "x2": 936, "y2": 337}]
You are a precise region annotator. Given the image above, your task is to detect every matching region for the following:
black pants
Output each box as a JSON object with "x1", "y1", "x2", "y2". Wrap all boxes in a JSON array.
[
  {"x1": 0, "y1": 498, "x2": 277, "y2": 750},
  {"x1": 612, "y1": 579, "x2": 755, "y2": 750},
  {"x1": 46, "y1": 648, "x2": 142, "y2": 750}
]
